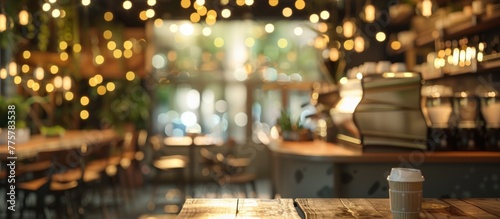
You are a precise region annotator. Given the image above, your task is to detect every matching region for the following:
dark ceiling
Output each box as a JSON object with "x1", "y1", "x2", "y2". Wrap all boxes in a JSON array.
[{"x1": 85, "y1": 0, "x2": 339, "y2": 27}]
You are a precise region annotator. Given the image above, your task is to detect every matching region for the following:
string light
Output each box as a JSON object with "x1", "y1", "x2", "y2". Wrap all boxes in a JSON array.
[
  {"x1": 35, "y1": 67, "x2": 44, "y2": 80},
  {"x1": 18, "y1": 9, "x2": 30, "y2": 25},
  {"x1": 376, "y1": 32, "x2": 386, "y2": 42},
  {"x1": 8, "y1": 62, "x2": 17, "y2": 76},
  {"x1": 282, "y1": 7, "x2": 292, "y2": 17},
  {"x1": 417, "y1": 0, "x2": 437, "y2": 18},
  {"x1": 0, "y1": 68, "x2": 6, "y2": 79},
  {"x1": 295, "y1": 0, "x2": 305, "y2": 10},
  {"x1": 104, "y1": 12, "x2": 113, "y2": 21},
  {"x1": 123, "y1": 0, "x2": 132, "y2": 10},
  {"x1": 63, "y1": 76, "x2": 72, "y2": 90},
  {"x1": 82, "y1": 0, "x2": 91, "y2": 7},
  {"x1": 342, "y1": 19, "x2": 356, "y2": 38},
  {"x1": 221, "y1": 9, "x2": 231, "y2": 18},
  {"x1": 0, "y1": 13, "x2": 6, "y2": 32},
  {"x1": 147, "y1": 0, "x2": 157, "y2": 6},
  {"x1": 361, "y1": 0, "x2": 376, "y2": 23}
]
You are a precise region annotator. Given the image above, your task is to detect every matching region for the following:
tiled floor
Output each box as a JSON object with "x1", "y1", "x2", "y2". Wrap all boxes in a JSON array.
[{"x1": 3, "y1": 178, "x2": 272, "y2": 219}]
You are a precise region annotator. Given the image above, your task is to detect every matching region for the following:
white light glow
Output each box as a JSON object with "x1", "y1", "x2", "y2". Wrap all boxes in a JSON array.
[
  {"x1": 293, "y1": 27, "x2": 303, "y2": 36},
  {"x1": 309, "y1": 14, "x2": 319, "y2": 23},
  {"x1": 152, "y1": 54, "x2": 166, "y2": 69},
  {"x1": 234, "y1": 67, "x2": 248, "y2": 81},
  {"x1": 215, "y1": 100, "x2": 228, "y2": 113},
  {"x1": 264, "y1": 23, "x2": 274, "y2": 33},
  {"x1": 181, "y1": 111, "x2": 198, "y2": 127},
  {"x1": 336, "y1": 96, "x2": 362, "y2": 113},
  {"x1": 320, "y1": 10, "x2": 330, "y2": 20},
  {"x1": 422, "y1": 0, "x2": 433, "y2": 17},
  {"x1": 186, "y1": 89, "x2": 201, "y2": 109},
  {"x1": 180, "y1": 23, "x2": 194, "y2": 36},
  {"x1": 123, "y1": 0, "x2": 132, "y2": 10},
  {"x1": 202, "y1": 27, "x2": 212, "y2": 36},
  {"x1": 234, "y1": 112, "x2": 248, "y2": 127},
  {"x1": 82, "y1": 0, "x2": 91, "y2": 6}
]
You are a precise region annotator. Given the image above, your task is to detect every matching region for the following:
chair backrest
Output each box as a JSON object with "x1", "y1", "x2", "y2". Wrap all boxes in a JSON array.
[{"x1": 37, "y1": 147, "x2": 85, "y2": 183}]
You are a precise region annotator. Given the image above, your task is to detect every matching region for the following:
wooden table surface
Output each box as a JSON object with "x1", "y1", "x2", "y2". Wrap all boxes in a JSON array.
[
  {"x1": 177, "y1": 198, "x2": 500, "y2": 218},
  {"x1": 0, "y1": 129, "x2": 120, "y2": 160}
]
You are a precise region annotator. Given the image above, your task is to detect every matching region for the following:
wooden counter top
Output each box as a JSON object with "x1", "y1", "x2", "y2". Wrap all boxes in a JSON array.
[
  {"x1": 0, "y1": 129, "x2": 120, "y2": 160},
  {"x1": 177, "y1": 198, "x2": 500, "y2": 218},
  {"x1": 268, "y1": 140, "x2": 500, "y2": 163}
]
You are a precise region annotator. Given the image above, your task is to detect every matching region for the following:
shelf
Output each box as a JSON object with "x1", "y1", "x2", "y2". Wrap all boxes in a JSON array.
[
  {"x1": 262, "y1": 81, "x2": 316, "y2": 91},
  {"x1": 411, "y1": 11, "x2": 500, "y2": 50},
  {"x1": 444, "y1": 13, "x2": 500, "y2": 39}
]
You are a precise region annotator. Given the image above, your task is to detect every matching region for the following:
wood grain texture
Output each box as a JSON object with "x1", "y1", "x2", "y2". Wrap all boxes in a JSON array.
[
  {"x1": 176, "y1": 199, "x2": 238, "y2": 219},
  {"x1": 236, "y1": 199, "x2": 300, "y2": 219},
  {"x1": 178, "y1": 198, "x2": 500, "y2": 219}
]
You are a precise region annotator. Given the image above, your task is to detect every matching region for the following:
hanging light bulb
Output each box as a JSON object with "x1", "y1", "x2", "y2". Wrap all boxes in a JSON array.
[
  {"x1": 354, "y1": 36, "x2": 366, "y2": 53},
  {"x1": 54, "y1": 76, "x2": 63, "y2": 89},
  {"x1": 18, "y1": 9, "x2": 30, "y2": 25},
  {"x1": 342, "y1": 18, "x2": 356, "y2": 38},
  {"x1": 0, "y1": 13, "x2": 7, "y2": 32},
  {"x1": 34, "y1": 67, "x2": 44, "y2": 80},
  {"x1": 8, "y1": 61, "x2": 17, "y2": 76},
  {"x1": 341, "y1": 0, "x2": 356, "y2": 38},
  {"x1": 361, "y1": 0, "x2": 376, "y2": 23},
  {"x1": 63, "y1": 76, "x2": 72, "y2": 90},
  {"x1": 329, "y1": 48, "x2": 340, "y2": 62},
  {"x1": 417, "y1": 0, "x2": 437, "y2": 18}
]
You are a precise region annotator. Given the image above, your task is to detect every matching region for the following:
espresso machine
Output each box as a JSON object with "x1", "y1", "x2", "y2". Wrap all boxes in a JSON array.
[
  {"x1": 353, "y1": 72, "x2": 428, "y2": 150},
  {"x1": 480, "y1": 91, "x2": 500, "y2": 150},
  {"x1": 425, "y1": 94, "x2": 454, "y2": 150},
  {"x1": 453, "y1": 91, "x2": 483, "y2": 150},
  {"x1": 329, "y1": 79, "x2": 363, "y2": 148}
]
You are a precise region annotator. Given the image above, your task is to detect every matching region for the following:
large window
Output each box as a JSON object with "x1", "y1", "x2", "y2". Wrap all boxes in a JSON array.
[{"x1": 148, "y1": 20, "x2": 327, "y2": 143}]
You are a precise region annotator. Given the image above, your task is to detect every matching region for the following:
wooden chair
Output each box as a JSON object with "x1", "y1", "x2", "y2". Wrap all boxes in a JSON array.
[
  {"x1": 147, "y1": 134, "x2": 188, "y2": 212},
  {"x1": 83, "y1": 138, "x2": 128, "y2": 217},
  {"x1": 17, "y1": 148, "x2": 82, "y2": 219},
  {"x1": 199, "y1": 143, "x2": 257, "y2": 198}
]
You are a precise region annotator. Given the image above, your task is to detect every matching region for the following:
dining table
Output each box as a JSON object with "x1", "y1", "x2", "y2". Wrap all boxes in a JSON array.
[
  {"x1": 0, "y1": 129, "x2": 120, "y2": 160},
  {"x1": 176, "y1": 198, "x2": 500, "y2": 218}
]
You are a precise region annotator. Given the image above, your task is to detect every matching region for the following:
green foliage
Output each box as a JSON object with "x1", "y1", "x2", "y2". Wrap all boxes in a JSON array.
[
  {"x1": 0, "y1": 96, "x2": 47, "y2": 128},
  {"x1": 277, "y1": 110, "x2": 303, "y2": 131},
  {"x1": 40, "y1": 125, "x2": 66, "y2": 137},
  {"x1": 99, "y1": 80, "x2": 151, "y2": 132}
]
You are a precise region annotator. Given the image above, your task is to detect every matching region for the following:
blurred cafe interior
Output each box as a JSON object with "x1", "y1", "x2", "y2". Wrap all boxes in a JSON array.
[{"x1": 1, "y1": 0, "x2": 500, "y2": 218}]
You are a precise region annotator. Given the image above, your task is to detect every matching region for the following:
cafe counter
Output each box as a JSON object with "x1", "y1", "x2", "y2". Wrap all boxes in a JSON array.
[{"x1": 268, "y1": 140, "x2": 500, "y2": 198}]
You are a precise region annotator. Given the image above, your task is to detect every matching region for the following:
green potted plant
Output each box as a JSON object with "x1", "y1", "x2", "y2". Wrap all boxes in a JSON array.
[
  {"x1": 0, "y1": 95, "x2": 45, "y2": 144},
  {"x1": 277, "y1": 110, "x2": 312, "y2": 141}
]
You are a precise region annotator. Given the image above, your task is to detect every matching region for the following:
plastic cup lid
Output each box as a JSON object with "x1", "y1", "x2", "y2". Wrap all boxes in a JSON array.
[{"x1": 387, "y1": 168, "x2": 425, "y2": 182}]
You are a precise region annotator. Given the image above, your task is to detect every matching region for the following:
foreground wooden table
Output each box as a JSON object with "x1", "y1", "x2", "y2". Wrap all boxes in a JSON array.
[{"x1": 177, "y1": 198, "x2": 500, "y2": 218}]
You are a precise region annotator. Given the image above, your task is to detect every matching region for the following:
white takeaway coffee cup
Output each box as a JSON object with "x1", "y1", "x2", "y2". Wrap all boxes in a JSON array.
[{"x1": 387, "y1": 168, "x2": 425, "y2": 219}]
